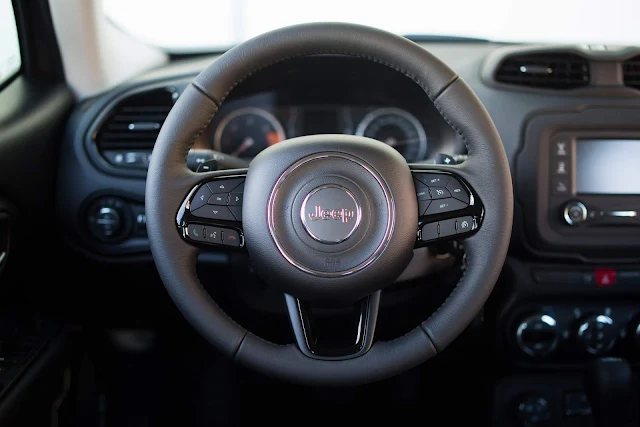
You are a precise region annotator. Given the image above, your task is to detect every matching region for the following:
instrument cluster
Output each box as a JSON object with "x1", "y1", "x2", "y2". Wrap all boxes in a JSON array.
[{"x1": 210, "y1": 96, "x2": 433, "y2": 163}]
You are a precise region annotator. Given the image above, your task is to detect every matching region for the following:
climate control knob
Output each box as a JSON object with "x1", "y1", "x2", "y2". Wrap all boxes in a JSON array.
[
  {"x1": 516, "y1": 314, "x2": 559, "y2": 357},
  {"x1": 563, "y1": 201, "x2": 587, "y2": 225},
  {"x1": 576, "y1": 314, "x2": 617, "y2": 355}
]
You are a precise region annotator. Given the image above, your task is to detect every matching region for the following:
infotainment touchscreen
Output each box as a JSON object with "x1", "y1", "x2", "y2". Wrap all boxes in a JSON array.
[{"x1": 575, "y1": 139, "x2": 640, "y2": 195}]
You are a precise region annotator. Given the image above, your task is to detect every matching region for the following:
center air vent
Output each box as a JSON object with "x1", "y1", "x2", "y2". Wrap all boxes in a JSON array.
[
  {"x1": 495, "y1": 53, "x2": 590, "y2": 89},
  {"x1": 622, "y1": 56, "x2": 640, "y2": 89},
  {"x1": 94, "y1": 87, "x2": 177, "y2": 169}
]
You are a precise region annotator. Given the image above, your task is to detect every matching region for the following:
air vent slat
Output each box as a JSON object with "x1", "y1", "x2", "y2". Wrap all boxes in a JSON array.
[
  {"x1": 95, "y1": 87, "x2": 176, "y2": 161},
  {"x1": 623, "y1": 56, "x2": 640, "y2": 89},
  {"x1": 495, "y1": 52, "x2": 590, "y2": 90}
]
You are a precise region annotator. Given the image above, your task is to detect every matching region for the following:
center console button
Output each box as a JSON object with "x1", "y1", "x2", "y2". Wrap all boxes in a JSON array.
[
  {"x1": 425, "y1": 198, "x2": 467, "y2": 215},
  {"x1": 551, "y1": 178, "x2": 569, "y2": 195}
]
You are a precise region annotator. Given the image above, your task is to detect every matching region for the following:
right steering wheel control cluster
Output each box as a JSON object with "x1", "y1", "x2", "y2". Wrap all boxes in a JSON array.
[{"x1": 412, "y1": 172, "x2": 482, "y2": 244}]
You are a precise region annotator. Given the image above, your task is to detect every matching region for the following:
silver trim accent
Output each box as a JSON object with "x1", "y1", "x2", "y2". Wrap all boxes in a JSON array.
[
  {"x1": 577, "y1": 315, "x2": 616, "y2": 355},
  {"x1": 563, "y1": 201, "x2": 587, "y2": 225},
  {"x1": 300, "y1": 185, "x2": 362, "y2": 244},
  {"x1": 267, "y1": 153, "x2": 395, "y2": 278},
  {"x1": 213, "y1": 107, "x2": 286, "y2": 154},
  {"x1": 355, "y1": 107, "x2": 427, "y2": 162},
  {"x1": 515, "y1": 314, "x2": 558, "y2": 357},
  {"x1": 607, "y1": 210, "x2": 637, "y2": 218}
]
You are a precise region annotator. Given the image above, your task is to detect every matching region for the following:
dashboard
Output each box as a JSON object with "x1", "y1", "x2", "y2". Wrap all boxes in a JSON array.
[{"x1": 54, "y1": 41, "x2": 640, "y2": 425}]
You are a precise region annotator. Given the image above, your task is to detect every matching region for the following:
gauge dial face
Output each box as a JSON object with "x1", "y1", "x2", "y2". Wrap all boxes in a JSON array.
[
  {"x1": 213, "y1": 107, "x2": 286, "y2": 158},
  {"x1": 355, "y1": 108, "x2": 427, "y2": 162}
]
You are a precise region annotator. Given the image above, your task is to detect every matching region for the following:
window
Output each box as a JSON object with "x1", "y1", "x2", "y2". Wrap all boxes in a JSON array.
[{"x1": 0, "y1": 0, "x2": 21, "y2": 86}]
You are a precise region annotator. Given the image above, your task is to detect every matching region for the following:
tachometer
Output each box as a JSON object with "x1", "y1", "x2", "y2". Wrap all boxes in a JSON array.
[
  {"x1": 355, "y1": 108, "x2": 427, "y2": 162},
  {"x1": 213, "y1": 107, "x2": 285, "y2": 158}
]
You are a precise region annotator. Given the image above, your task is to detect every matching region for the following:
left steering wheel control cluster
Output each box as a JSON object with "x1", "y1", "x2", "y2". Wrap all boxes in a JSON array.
[{"x1": 177, "y1": 175, "x2": 246, "y2": 249}]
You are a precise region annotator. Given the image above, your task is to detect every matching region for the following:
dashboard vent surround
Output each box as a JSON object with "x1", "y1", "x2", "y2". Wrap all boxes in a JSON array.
[
  {"x1": 622, "y1": 55, "x2": 640, "y2": 89},
  {"x1": 494, "y1": 53, "x2": 590, "y2": 89},
  {"x1": 94, "y1": 87, "x2": 177, "y2": 168}
]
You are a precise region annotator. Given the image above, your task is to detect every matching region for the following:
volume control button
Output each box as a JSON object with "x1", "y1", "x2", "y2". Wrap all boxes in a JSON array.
[{"x1": 563, "y1": 201, "x2": 587, "y2": 225}]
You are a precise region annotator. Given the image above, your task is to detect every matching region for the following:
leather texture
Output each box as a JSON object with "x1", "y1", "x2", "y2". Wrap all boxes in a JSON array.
[
  {"x1": 235, "y1": 328, "x2": 436, "y2": 386},
  {"x1": 146, "y1": 85, "x2": 247, "y2": 357},
  {"x1": 146, "y1": 22, "x2": 513, "y2": 385}
]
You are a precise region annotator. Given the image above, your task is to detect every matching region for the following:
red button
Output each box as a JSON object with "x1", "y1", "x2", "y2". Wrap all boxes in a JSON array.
[{"x1": 595, "y1": 269, "x2": 616, "y2": 287}]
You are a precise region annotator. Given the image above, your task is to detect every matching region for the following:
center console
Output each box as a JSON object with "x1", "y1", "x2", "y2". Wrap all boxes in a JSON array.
[
  {"x1": 496, "y1": 107, "x2": 640, "y2": 426},
  {"x1": 517, "y1": 106, "x2": 640, "y2": 260}
]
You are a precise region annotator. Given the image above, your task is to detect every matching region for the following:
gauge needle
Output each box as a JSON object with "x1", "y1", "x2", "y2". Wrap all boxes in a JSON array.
[{"x1": 231, "y1": 137, "x2": 254, "y2": 157}]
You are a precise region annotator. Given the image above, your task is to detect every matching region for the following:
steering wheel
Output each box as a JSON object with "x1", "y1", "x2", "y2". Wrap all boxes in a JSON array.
[{"x1": 146, "y1": 23, "x2": 513, "y2": 386}]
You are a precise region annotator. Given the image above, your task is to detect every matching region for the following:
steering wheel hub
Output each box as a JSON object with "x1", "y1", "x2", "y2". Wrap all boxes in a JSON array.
[{"x1": 244, "y1": 137, "x2": 417, "y2": 301}]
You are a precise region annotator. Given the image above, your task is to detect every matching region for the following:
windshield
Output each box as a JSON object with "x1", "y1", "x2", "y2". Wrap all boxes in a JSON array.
[{"x1": 104, "y1": 0, "x2": 640, "y2": 52}]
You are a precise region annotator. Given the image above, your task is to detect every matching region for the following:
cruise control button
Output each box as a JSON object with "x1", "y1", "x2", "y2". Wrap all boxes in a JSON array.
[
  {"x1": 414, "y1": 179, "x2": 431, "y2": 201},
  {"x1": 190, "y1": 185, "x2": 213, "y2": 212},
  {"x1": 205, "y1": 226, "x2": 223, "y2": 244},
  {"x1": 207, "y1": 178, "x2": 245, "y2": 194},
  {"x1": 186, "y1": 224, "x2": 206, "y2": 242},
  {"x1": 416, "y1": 173, "x2": 450, "y2": 187},
  {"x1": 228, "y1": 192, "x2": 243, "y2": 206},
  {"x1": 418, "y1": 200, "x2": 431, "y2": 216},
  {"x1": 446, "y1": 179, "x2": 470, "y2": 204},
  {"x1": 191, "y1": 205, "x2": 236, "y2": 221},
  {"x1": 222, "y1": 229, "x2": 241, "y2": 247},
  {"x1": 228, "y1": 206, "x2": 243, "y2": 221},
  {"x1": 208, "y1": 193, "x2": 228, "y2": 205},
  {"x1": 430, "y1": 187, "x2": 450, "y2": 199},
  {"x1": 425, "y1": 198, "x2": 467, "y2": 215},
  {"x1": 457, "y1": 216, "x2": 474, "y2": 233},
  {"x1": 421, "y1": 222, "x2": 438, "y2": 242}
]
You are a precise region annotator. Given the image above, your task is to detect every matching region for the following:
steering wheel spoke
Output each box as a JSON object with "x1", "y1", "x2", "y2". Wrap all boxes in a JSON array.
[
  {"x1": 409, "y1": 165, "x2": 484, "y2": 247},
  {"x1": 285, "y1": 291, "x2": 380, "y2": 360},
  {"x1": 176, "y1": 169, "x2": 248, "y2": 249}
]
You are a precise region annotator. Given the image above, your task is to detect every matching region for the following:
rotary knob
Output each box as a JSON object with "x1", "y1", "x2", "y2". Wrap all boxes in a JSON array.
[
  {"x1": 86, "y1": 197, "x2": 131, "y2": 242},
  {"x1": 516, "y1": 314, "x2": 559, "y2": 357},
  {"x1": 576, "y1": 314, "x2": 617, "y2": 355},
  {"x1": 563, "y1": 201, "x2": 587, "y2": 226}
]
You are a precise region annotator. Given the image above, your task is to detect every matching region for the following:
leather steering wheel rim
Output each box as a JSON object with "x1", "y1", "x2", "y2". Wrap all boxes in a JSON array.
[{"x1": 146, "y1": 22, "x2": 513, "y2": 386}]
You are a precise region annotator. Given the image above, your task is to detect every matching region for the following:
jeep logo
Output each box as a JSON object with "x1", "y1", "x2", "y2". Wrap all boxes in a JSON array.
[
  {"x1": 300, "y1": 185, "x2": 361, "y2": 244},
  {"x1": 308, "y1": 206, "x2": 355, "y2": 223}
]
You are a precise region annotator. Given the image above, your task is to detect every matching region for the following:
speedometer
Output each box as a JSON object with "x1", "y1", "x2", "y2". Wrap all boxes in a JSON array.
[
  {"x1": 213, "y1": 107, "x2": 285, "y2": 158},
  {"x1": 355, "y1": 108, "x2": 427, "y2": 162}
]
